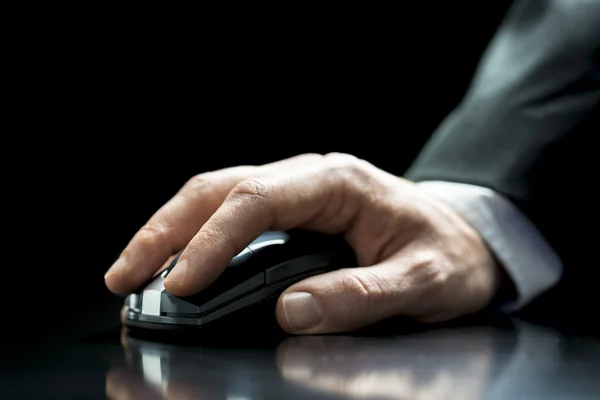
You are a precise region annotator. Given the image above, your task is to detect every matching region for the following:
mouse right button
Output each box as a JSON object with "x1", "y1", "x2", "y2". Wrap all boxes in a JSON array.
[
  {"x1": 161, "y1": 293, "x2": 200, "y2": 315},
  {"x1": 265, "y1": 253, "x2": 331, "y2": 285}
]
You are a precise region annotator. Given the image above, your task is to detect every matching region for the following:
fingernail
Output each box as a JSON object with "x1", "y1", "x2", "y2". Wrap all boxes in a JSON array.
[
  {"x1": 165, "y1": 258, "x2": 188, "y2": 283},
  {"x1": 105, "y1": 255, "x2": 128, "y2": 278},
  {"x1": 282, "y1": 292, "x2": 322, "y2": 332}
]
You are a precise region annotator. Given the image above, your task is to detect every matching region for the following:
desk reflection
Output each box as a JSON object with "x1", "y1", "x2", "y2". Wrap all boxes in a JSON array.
[
  {"x1": 107, "y1": 323, "x2": 518, "y2": 400},
  {"x1": 275, "y1": 331, "x2": 495, "y2": 400}
]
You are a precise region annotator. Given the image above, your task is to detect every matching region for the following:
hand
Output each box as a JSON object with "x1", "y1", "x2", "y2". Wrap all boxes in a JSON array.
[{"x1": 105, "y1": 153, "x2": 503, "y2": 334}]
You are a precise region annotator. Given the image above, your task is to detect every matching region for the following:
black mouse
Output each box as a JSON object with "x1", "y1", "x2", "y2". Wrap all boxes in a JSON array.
[{"x1": 124, "y1": 230, "x2": 358, "y2": 331}]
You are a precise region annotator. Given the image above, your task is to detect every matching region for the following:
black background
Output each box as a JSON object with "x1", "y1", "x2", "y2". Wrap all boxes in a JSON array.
[{"x1": 9, "y1": 3, "x2": 515, "y2": 344}]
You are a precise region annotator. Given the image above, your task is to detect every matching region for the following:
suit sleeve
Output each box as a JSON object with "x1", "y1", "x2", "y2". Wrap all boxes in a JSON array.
[
  {"x1": 405, "y1": 0, "x2": 600, "y2": 315},
  {"x1": 416, "y1": 181, "x2": 562, "y2": 311}
]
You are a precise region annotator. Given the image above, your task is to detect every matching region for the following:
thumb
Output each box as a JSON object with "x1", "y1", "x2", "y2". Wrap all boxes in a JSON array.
[{"x1": 275, "y1": 261, "x2": 410, "y2": 334}]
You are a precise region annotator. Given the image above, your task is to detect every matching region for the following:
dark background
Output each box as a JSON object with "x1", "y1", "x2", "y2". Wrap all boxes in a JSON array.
[{"x1": 9, "y1": 3, "x2": 516, "y2": 345}]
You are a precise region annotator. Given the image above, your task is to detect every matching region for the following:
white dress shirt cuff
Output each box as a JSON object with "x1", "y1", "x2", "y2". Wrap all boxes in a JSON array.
[{"x1": 416, "y1": 181, "x2": 563, "y2": 312}]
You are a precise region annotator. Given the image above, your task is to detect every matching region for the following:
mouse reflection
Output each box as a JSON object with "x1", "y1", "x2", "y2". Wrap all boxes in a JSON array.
[
  {"x1": 106, "y1": 329, "x2": 221, "y2": 400},
  {"x1": 106, "y1": 368, "x2": 219, "y2": 400},
  {"x1": 107, "y1": 326, "x2": 501, "y2": 400}
]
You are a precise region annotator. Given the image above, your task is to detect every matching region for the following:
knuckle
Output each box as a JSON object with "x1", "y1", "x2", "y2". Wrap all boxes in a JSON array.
[
  {"x1": 321, "y1": 153, "x2": 373, "y2": 214},
  {"x1": 324, "y1": 152, "x2": 372, "y2": 185},
  {"x1": 340, "y1": 269, "x2": 387, "y2": 313},
  {"x1": 183, "y1": 173, "x2": 215, "y2": 196},
  {"x1": 410, "y1": 252, "x2": 447, "y2": 287},
  {"x1": 176, "y1": 172, "x2": 225, "y2": 211},
  {"x1": 135, "y1": 223, "x2": 168, "y2": 247},
  {"x1": 324, "y1": 152, "x2": 360, "y2": 167},
  {"x1": 231, "y1": 178, "x2": 270, "y2": 201},
  {"x1": 290, "y1": 152, "x2": 323, "y2": 162},
  {"x1": 405, "y1": 254, "x2": 449, "y2": 315}
]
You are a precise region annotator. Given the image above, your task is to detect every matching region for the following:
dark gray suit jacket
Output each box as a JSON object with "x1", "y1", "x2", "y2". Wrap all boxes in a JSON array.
[{"x1": 406, "y1": 0, "x2": 600, "y2": 325}]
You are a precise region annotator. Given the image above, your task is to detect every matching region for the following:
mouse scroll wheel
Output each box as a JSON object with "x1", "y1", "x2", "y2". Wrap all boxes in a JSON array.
[{"x1": 161, "y1": 254, "x2": 182, "y2": 278}]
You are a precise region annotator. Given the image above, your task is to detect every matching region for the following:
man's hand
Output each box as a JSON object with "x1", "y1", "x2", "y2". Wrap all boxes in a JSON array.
[{"x1": 106, "y1": 153, "x2": 502, "y2": 334}]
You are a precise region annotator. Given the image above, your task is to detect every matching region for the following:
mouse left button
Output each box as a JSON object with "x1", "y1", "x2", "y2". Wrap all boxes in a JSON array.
[
  {"x1": 160, "y1": 293, "x2": 199, "y2": 315},
  {"x1": 140, "y1": 277, "x2": 165, "y2": 316}
]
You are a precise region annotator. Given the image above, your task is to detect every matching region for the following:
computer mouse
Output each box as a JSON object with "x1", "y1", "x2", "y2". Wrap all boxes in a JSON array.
[{"x1": 124, "y1": 230, "x2": 358, "y2": 331}]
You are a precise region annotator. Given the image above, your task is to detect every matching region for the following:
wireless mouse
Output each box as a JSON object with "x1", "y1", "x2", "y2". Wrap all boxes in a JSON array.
[{"x1": 124, "y1": 230, "x2": 357, "y2": 331}]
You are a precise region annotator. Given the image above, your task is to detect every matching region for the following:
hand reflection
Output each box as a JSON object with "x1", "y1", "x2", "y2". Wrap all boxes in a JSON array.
[{"x1": 276, "y1": 327, "x2": 496, "y2": 400}]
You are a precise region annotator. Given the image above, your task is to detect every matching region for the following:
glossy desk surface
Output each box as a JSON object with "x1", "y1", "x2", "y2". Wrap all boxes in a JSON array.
[{"x1": 4, "y1": 314, "x2": 600, "y2": 400}]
